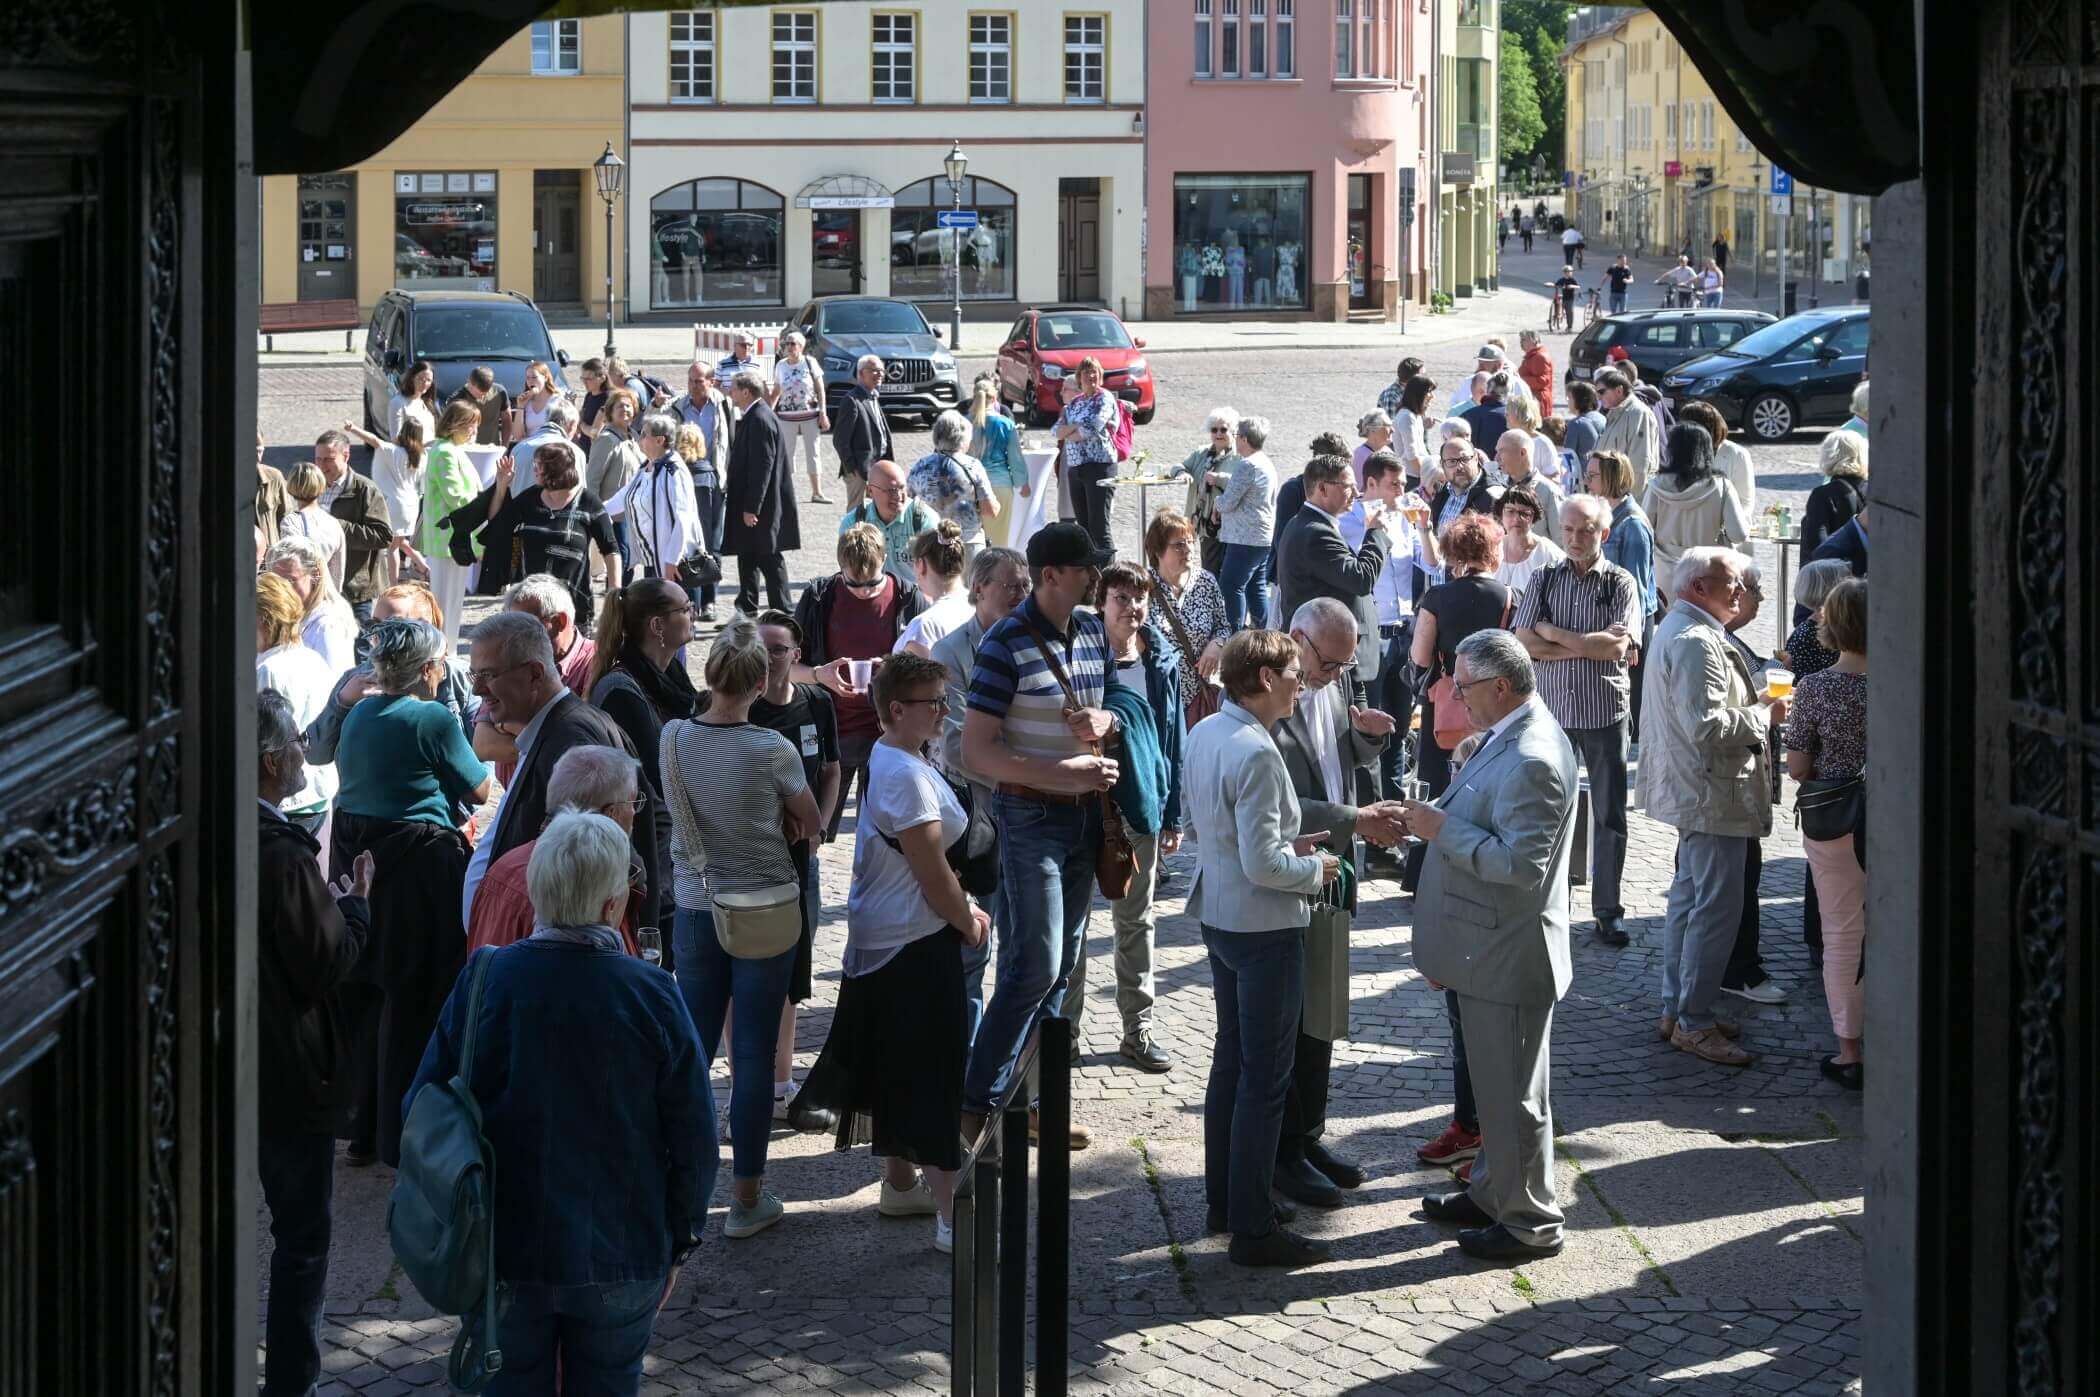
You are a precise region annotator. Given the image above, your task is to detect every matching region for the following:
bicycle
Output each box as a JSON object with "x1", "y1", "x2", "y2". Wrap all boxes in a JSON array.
[
  {"x1": 1580, "y1": 287, "x2": 1603, "y2": 329},
  {"x1": 1546, "y1": 286, "x2": 1569, "y2": 333}
]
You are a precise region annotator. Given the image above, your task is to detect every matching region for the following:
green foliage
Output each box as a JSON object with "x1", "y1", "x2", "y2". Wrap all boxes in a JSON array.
[
  {"x1": 1498, "y1": 28, "x2": 1546, "y2": 164},
  {"x1": 1529, "y1": 27, "x2": 1568, "y2": 169}
]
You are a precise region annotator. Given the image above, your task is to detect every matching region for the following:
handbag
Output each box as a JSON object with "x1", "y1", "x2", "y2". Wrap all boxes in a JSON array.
[
  {"x1": 388, "y1": 951, "x2": 503, "y2": 1392},
  {"x1": 665, "y1": 722, "x2": 802, "y2": 959},
  {"x1": 1796, "y1": 772, "x2": 1865, "y2": 844},
  {"x1": 877, "y1": 774, "x2": 1001, "y2": 898},
  {"x1": 1018, "y1": 614, "x2": 1134, "y2": 900},
  {"x1": 680, "y1": 543, "x2": 723, "y2": 589},
  {"x1": 1149, "y1": 575, "x2": 1221, "y2": 728}
]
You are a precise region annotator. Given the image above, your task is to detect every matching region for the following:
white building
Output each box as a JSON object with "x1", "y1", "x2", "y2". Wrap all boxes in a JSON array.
[{"x1": 626, "y1": 3, "x2": 1147, "y2": 324}]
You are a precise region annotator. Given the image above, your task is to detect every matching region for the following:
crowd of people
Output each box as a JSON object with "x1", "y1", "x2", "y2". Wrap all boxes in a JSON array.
[{"x1": 250, "y1": 335, "x2": 1868, "y2": 1393}]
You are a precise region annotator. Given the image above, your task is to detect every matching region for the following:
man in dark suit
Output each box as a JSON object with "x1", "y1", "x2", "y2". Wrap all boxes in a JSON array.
[
  {"x1": 1276, "y1": 454, "x2": 1390, "y2": 678},
  {"x1": 1268, "y1": 599, "x2": 1402, "y2": 1207},
  {"x1": 463, "y1": 613, "x2": 645, "y2": 923},
  {"x1": 830, "y1": 353, "x2": 893, "y2": 516},
  {"x1": 723, "y1": 369, "x2": 801, "y2": 615}
]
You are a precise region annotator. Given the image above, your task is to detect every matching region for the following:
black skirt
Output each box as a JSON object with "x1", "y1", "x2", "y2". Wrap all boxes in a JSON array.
[{"x1": 796, "y1": 927, "x2": 966, "y2": 1171}]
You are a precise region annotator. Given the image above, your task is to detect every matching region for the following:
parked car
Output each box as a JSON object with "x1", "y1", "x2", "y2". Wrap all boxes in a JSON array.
[
  {"x1": 995, "y1": 304, "x2": 1156, "y2": 428},
  {"x1": 1659, "y1": 304, "x2": 1871, "y2": 442},
  {"x1": 361, "y1": 289, "x2": 566, "y2": 436},
  {"x1": 784, "y1": 296, "x2": 961, "y2": 425},
  {"x1": 1564, "y1": 307, "x2": 1776, "y2": 390}
]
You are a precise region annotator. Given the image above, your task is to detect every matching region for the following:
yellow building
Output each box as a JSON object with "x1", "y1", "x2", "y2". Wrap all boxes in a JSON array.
[
  {"x1": 1561, "y1": 6, "x2": 1868, "y2": 296},
  {"x1": 1437, "y1": 0, "x2": 1499, "y2": 299},
  {"x1": 258, "y1": 17, "x2": 627, "y2": 313}
]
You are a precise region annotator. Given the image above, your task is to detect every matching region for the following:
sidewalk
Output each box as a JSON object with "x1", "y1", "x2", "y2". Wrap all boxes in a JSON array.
[{"x1": 1495, "y1": 236, "x2": 1866, "y2": 322}]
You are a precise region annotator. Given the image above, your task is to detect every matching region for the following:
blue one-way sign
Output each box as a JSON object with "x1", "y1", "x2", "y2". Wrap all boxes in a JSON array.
[{"x1": 936, "y1": 210, "x2": 980, "y2": 229}]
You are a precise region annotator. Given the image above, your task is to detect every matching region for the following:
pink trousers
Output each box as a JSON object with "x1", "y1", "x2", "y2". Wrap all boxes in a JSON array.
[{"x1": 1803, "y1": 833, "x2": 1867, "y2": 1040}]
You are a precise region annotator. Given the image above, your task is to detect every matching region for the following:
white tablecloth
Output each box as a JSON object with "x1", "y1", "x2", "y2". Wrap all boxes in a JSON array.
[
  {"x1": 1004, "y1": 447, "x2": 1061, "y2": 552},
  {"x1": 463, "y1": 445, "x2": 506, "y2": 489}
]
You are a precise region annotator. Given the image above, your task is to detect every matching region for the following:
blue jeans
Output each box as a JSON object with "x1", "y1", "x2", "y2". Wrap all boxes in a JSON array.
[
  {"x1": 1376, "y1": 625, "x2": 1419, "y2": 798},
  {"x1": 1609, "y1": 290, "x2": 1628, "y2": 314},
  {"x1": 1201, "y1": 924, "x2": 1304, "y2": 1237},
  {"x1": 674, "y1": 906, "x2": 793, "y2": 1179},
  {"x1": 610, "y1": 518, "x2": 632, "y2": 579},
  {"x1": 962, "y1": 796, "x2": 1100, "y2": 1115},
  {"x1": 257, "y1": 1132, "x2": 335, "y2": 1397},
  {"x1": 487, "y1": 1276, "x2": 665, "y2": 1396},
  {"x1": 960, "y1": 878, "x2": 1006, "y2": 1050},
  {"x1": 1217, "y1": 543, "x2": 1270, "y2": 631}
]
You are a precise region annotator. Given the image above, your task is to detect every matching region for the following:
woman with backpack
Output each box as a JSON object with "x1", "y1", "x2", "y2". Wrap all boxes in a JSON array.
[{"x1": 907, "y1": 410, "x2": 1002, "y2": 554}]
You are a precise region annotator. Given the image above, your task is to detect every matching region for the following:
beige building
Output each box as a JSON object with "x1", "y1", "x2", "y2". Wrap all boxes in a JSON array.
[
  {"x1": 1436, "y1": 0, "x2": 1499, "y2": 299},
  {"x1": 626, "y1": 2, "x2": 1147, "y2": 321},
  {"x1": 258, "y1": 17, "x2": 627, "y2": 313}
]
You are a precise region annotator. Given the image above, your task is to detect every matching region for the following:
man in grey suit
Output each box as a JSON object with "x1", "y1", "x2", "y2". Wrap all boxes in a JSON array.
[
  {"x1": 1402, "y1": 630, "x2": 1579, "y2": 1263},
  {"x1": 1269, "y1": 600, "x2": 1407, "y2": 1207},
  {"x1": 1275, "y1": 454, "x2": 1390, "y2": 677}
]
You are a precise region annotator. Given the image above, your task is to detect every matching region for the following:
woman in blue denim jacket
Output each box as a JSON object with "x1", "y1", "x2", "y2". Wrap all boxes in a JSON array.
[
  {"x1": 407, "y1": 811, "x2": 714, "y2": 1396},
  {"x1": 1053, "y1": 357, "x2": 1121, "y2": 557}
]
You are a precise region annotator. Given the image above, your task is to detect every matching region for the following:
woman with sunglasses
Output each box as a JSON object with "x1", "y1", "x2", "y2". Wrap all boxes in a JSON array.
[{"x1": 1180, "y1": 407, "x2": 1242, "y2": 577}]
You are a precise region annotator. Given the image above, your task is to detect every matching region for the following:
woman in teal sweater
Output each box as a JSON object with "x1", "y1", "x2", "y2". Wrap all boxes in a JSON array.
[{"x1": 968, "y1": 376, "x2": 1029, "y2": 534}]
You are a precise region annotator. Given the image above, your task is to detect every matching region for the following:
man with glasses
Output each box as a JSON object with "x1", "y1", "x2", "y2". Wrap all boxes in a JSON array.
[
  {"x1": 838, "y1": 458, "x2": 941, "y2": 588},
  {"x1": 1635, "y1": 548, "x2": 1789, "y2": 1067},
  {"x1": 466, "y1": 745, "x2": 649, "y2": 955},
  {"x1": 715, "y1": 331, "x2": 764, "y2": 389},
  {"x1": 1276, "y1": 455, "x2": 1390, "y2": 685},
  {"x1": 831, "y1": 354, "x2": 894, "y2": 516}
]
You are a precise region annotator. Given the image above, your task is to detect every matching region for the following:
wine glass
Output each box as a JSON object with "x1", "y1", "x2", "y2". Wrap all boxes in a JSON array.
[{"x1": 637, "y1": 926, "x2": 662, "y2": 966}]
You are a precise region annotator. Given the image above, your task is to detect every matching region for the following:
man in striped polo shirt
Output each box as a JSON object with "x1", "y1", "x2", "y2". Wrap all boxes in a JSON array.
[
  {"x1": 1513, "y1": 495, "x2": 1642, "y2": 948},
  {"x1": 961, "y1": 523, "x2": 1120, "y2": 1151}
]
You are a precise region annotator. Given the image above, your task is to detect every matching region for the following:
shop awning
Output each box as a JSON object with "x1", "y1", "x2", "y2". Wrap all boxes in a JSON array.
[{"x1": 795, "y1": 175, "x2": 896, "y2": 210}]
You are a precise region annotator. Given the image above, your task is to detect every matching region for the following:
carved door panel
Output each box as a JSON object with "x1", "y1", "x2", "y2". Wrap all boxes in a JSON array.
[{"x1": 0, "y1": 6, "x2": 252, "y2": 1394}]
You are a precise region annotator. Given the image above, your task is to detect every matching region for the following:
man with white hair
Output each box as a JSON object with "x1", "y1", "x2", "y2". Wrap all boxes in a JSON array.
[
  {"x1": 1404, "y1": 629, "x2": 1578, "y2": 1264},
  {"x1": 668, "y1": 361, "x2": 735, "y2": 491},
  {"x1": 715, "y1": 330, "x2": 763, "y2": 385},
  {"x1": 839, "y1": 458, "x2": 940, "y2": 588},
  {"x1": 472, "y1": 575, "x2": 599, "y2": 777},
  {"x1": 1447, "y1": 344, "x2": 1508, "y2": 416},
  {"x1": 724, "y1": 367, "x2": 800, "y2": 614},
  {"x1": 505, "y1": 397, "x2": 584, "y2": 500},
  {"x1": 1636, "y1": 547, "x2": 1788, "y2": 1066},
  {"x1": 1268, "y1": 598, "x2": 1404, "y2": 1207},
  {"x1": 468, "y1": 745, "x2": 646, "y2": 954},
  {"x1": 831, "y1": 353, "x2": 894, "y2": 515},
  {"x1": 1496, "y1": 429, "x2": 1565, "y2": 547},
  {"x1": 1514, "y1": 495, "x2": 1641, "y2": 946}
]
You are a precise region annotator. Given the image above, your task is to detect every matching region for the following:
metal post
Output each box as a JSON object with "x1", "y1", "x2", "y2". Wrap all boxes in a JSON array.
[
  {"x1": 999, "y1": 1106, "x2": 1029, "y2": 1397},
  {"x1": 949, "y1": 178, "x2": 964, "y2": 351},
  {"x1": 950, "y1": 1192, "x2": 976, "y2": 1397},
  {"x1": 1035, "y1": 1017, "x2": 1071, "y2": 1396},
  {"x1": 1779, "y1": 193, "x2": 1790, "y2": 317},
  {"x1": 972, "y1": 1155, "x2": 999, "y2": 1397},
  {"x1": 603, "y1": 197, "x2": 617, "y2": 357},
  {"x1": 1807, "y1": 185, "x2": 1821, "y2": 308}
]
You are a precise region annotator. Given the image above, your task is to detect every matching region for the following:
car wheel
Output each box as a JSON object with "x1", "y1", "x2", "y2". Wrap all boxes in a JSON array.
[
  {"x1": 1027, "y1": 396, "x2": 1055, "y2": 429},
  {"x1": 1744, "y1": 392, "x2": 1796, "y2": 442},
  {"x1": 1133, "y1": 408, "x2": 1155, "y2": 427}
]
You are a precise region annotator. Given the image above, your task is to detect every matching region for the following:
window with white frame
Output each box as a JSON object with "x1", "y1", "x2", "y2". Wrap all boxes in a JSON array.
[
  {"x1": 1664, "y1": 102, "x2": 1676, "y2": 150},
  {"x1": 1064, "y1": 15, "x2": 1105, "y2": 102},
  {"x1": 1359, "y1": 0, "x2": 1376, "y2": 78},
  {"x1": 1735, "y1": 126, "x2": 1752, "y2": 154},
  {"x1": 530, "y1": 20, "x2": 580, "y2": 75},
  {"x1": 1335, "y1": 0, "x2": 1353, "y2": 77},
  {"x1": 1221, "y1": 0, "x2": 1240, "y2": 77},
  {"x1": 1704, "y1": 101, "x2": 1716, "y2": 148},
  {"x1": 1276, "y1": 0, "x2": 1294, "y2": 75},
  {"x1": 669, "y1": 11, "x2": 716, "y2": 101},
  {"x1": 970, "y1": 13, "x2": 1012, "y2": 100},
  {"x1": 1195, "y1": 0, "x2": 1212, "y2": 76},
  {"x1": 772, "y1": 11, "x2": 817, "y2": 102},
  {"x1": 1249, "y1": 0, "x2": 1268, "y2": 76},
  {"x1": 872, "y1": 13, "x2": 915, "y2": 102}
]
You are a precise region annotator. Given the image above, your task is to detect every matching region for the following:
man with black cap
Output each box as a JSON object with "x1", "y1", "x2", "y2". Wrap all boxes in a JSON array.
[{"x1": 961, "y1": 522, "x2": 1120, "y2": 1153}]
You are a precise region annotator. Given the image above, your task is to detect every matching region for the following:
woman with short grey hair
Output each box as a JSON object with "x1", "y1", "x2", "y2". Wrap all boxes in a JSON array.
[
  {"x1": 1782, "y1": 558, "x2": 1856, "y2": 681},
  {"x1": 769, "y1": 328, "x2": 832, "y2": 504},
  {"x1": 1210, "y1": 414, "x2": 1278, "y2": 629},
  {"x1": 1353, "y1": 409, "x2": 1394, "y2": 491},
  {"x1": 1182, "y1": 406, "x2": 1242, "y2": 575},
  {"x1": 368, "y1": 615, "x2": 450, "y2": 696},
  {"x1": 907, "y1": 410, "x2": 1001, "y2": 552}
]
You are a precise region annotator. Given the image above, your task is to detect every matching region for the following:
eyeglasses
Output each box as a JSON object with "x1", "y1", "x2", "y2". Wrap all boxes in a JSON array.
[
  {"x1": 1450, "y1": 675, "x2": 1499, "y2": 696},
  {"x1": 602, "y1": 791, "x2": 649, "y2": 815},
  {"x1": 1440, "y1": 452, "x2": 1472, "y2": 466},
  {"x1": 765, "y1": 644, "x2": 798, "y2": 658},
  {"x1": 893, "y1": 697, "x2": 947, "y2": 714},
  {"x1": 1299, "y1": 632, "x2": 1354, "y2": 678},
  {"x1": 470, "y1": 661, "x2": 531, "y2": 687},
  {"x1": 870, "y1": 484, "x2": 907, "y2": 499}
]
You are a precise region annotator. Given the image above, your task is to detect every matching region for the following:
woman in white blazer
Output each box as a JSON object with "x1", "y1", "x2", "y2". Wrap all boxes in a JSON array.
[{"x1": 1182, "y1": 630, "x2": 1339, "y2": 1270}]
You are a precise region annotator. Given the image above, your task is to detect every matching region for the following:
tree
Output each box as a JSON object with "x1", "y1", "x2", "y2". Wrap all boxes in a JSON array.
[
  {"x1": 1499, "y1": 28, "x2": 1546, "y2": 170},
  {"x1": 1529, "y1": 26, "x2": 1567, "y2": 175}
]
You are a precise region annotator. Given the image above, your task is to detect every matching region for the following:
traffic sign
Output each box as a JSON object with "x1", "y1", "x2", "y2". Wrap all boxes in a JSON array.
[
  {"x1": 1770, "y1": 195, "x2": 1794, "y2": 218},
  {"x1": 1769, "y1": 166, "x2": 1794, "y2": 197},
  {"x1": 936, "y1": 210, "x2": 979, "y2": 229}
]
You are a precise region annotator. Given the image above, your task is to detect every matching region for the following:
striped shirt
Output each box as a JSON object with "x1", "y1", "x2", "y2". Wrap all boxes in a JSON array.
[
  {"x1": 1511, "y1": 556, "x2": 1641, "y2": 729},
  {"x1": 967, "y1": 597, "x2": 1109, "y2": 768},
  {"x1": 658, "y1": 718, "x2": 808, "y2": 905}
]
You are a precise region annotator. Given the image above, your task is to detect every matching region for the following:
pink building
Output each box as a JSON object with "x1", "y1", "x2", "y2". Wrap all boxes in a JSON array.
[{"x1": 1145, "y1": 0, "x2": 1432, "y2": 320}]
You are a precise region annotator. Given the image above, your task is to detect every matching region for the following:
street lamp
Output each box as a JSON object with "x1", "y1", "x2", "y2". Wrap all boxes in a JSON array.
[
  {"x1": 592, "y1": 141, "x2": 625, "y2": 357},
  {"x1": 943, "y1": 140, "x2": 967, "y2": 351}
]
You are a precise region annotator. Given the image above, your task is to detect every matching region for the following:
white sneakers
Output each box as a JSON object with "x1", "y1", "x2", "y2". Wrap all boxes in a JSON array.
[
  {"x1": 724, "y1": 1189, "x2": 785, "y2": 1239},
  {"x1": 935, "y1": 1214, "x2": 954, "y2": 1255},
  {"x1": 878, "y1": 1173, "x2": 940, "y2": 1218},
  {"x1": 771, "y1": 1080, "x2": 799, "y2": 1121}
]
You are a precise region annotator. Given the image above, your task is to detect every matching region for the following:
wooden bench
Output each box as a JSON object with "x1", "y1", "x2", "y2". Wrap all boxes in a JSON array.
[{"x1": 258, "y1": 299, "x2": 360, "y2": 351}]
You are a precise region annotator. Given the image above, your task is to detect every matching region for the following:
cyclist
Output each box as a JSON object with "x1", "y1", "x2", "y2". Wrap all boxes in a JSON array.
[
  {"x1": 1561, "y1": 222, "x2": 1586, "y2": 270},
  {"x1": 1551, "y1": 265, "x2": 1582, "y2": 331},
  {"x1": 1602, "y1": 255, "x2": 1635, "y2": 314},
  {"x1": 1656, "y1": 255, "x2": 1700, "y2": 308}
]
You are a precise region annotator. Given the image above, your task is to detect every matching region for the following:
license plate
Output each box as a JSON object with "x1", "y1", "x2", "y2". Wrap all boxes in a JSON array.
[{"x1": 879, "y1": 382, "x2": 917, "y2": 394}]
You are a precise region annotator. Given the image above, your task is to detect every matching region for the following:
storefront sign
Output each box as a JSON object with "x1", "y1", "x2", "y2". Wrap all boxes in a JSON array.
[
  {"x1": 1442, "y1": 152, "x2": 1476, "y2": 185},
  {"x1": 1664, "y1": 160, "x2": 1684, "y2": 177},
  {"x1": 809, "y1": 195, "x2": 893, "y2": 209},
  {"x1": 403, "y1": 201, "x2": 487, "y2": 226}
]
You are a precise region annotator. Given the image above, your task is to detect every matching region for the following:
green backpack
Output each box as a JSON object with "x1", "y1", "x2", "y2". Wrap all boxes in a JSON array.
[{"x1": 388, "y1": 950, "x2": 503, "y2": 1391}]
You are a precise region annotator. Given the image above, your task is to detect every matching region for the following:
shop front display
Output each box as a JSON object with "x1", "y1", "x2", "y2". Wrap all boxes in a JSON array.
[
  {"x1": 395, "y1": 171, "x2": 498, "y2": 292},
  {"x1": 649, "y1": 177, "x2": 787, "y2": 309},
  {"x1": 1171, "y1": 173, "x2": 1309, "y2": 312},
  {"x1": 890, "y1": 175, "x2": 1016, "y2": 301}
]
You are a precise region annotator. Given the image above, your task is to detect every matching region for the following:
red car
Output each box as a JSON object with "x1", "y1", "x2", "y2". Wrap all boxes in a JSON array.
[{"x1": 995, "y1": 304, "x2": 1156, "y2": 428}]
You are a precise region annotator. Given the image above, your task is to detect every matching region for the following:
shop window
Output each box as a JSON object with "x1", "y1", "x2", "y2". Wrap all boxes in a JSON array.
[
  {"x1": 971, "y1": 14, "x2": 1013, "y2": 101},
  {"x1": 648, "y1": 178, "x2": 786, "y2": 309},
  {"x1": 670, "y1": 11, "x2": 715, "y2": 102},
  {"x1": 1171, "y1": 173, "x2": 1310, "y2": 313},
  {"x1": 395, "y1": 172, "x2": 499, "y2": 291},
  {"x1": 891, "y1": 175, "x2": 1017, "y2": 301},
  {"x1": 530, "y1": 20, "x2": 580, "y2": 75}
]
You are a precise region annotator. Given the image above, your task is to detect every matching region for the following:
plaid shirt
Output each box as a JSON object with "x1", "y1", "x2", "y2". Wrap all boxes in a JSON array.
[{"x1": 1511, "y1": 556, "x2": 1641, "y2": 729}]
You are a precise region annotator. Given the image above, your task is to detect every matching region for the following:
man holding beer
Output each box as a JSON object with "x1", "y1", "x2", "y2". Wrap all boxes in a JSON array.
[
  {"x1": 1348, "y1": 451, "x2": 1442, "y2": 819},
  {"x1": 1634, "y1": 547, "x2": 1789, "y2": 1067}
]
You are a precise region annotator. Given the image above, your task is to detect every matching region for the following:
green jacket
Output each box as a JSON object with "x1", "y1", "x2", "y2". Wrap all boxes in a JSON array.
[{"x1": 418, "y1": 440, "x2": 483, "y2": 557}]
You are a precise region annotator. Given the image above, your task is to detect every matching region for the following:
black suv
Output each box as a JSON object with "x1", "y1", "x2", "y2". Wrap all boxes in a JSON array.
[
  {"x1": 362, "y1": 289, "x2": 567, "y2": 435},
  {"x1": 1658, "y1": 305, "x2": 1870, "y2": 442},
  {"x1": 782, "y1": 296, "x2": 960, "y2": 425},
  {"x1": 1564, "y1": 308, "x2": 1775, "y2": 392}
]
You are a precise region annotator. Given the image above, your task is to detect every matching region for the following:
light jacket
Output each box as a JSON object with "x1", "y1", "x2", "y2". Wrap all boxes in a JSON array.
[
  {"x1": 1596, "y1": 396, "x2": 1660, "y2": 496},
  {"x1": 1184, "y1": 700, "x2": 1326, "y2": 933},
  {"x1": 609, "y1": 453, "x2": 703, "y2": 575},
  {"x1": 668, "y1": 388, "x2": 734, "y2": 486},
  {"x1": 1635, "y1": 598, "x2": 1776, "y2": 838},
  {"x1": 418, "y1": 440, "x2": 483, "y2": 557},
  {"x1": 971, "y1": 410, "x2": 1029, "y2": 491},
  {"x1": 1103, "y1": 621, "x2": 1185, "y2": 836},
  {"x1": 1215, "y1": 450, "x2": 1277, "y2": 547},
  {"x1": 1642, "y1": 474, "x2": 1749, "y2": 602}
]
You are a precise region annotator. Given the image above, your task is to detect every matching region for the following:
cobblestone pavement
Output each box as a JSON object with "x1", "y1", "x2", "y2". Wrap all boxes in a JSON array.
[{"x1": 259, "y1": 258, "x2": 1863, "y2": 1392}]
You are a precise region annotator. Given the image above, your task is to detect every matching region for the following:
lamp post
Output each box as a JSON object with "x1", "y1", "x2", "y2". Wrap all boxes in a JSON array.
[
  {"x1": 592, "y1": 141, "x2": 625, "y2": 357},
  {"x1": 943, "y1": 140, "x2": 967, "y2": 351}
]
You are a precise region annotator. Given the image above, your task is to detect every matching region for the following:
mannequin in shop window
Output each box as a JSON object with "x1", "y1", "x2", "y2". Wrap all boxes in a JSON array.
[
  {"x1": 1224, "y1": 230, "x2": 1247, "y2": 309},
  {"x1": 1276, "y1": 241, "x2": 1301, "y2": 305},
  {"x1": 1251, "y1": 236, "x2": 1277, "y2": 307}
]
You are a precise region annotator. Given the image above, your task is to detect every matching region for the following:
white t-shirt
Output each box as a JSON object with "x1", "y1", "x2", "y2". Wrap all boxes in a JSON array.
[
  {"x1": 1494, "y1": 535, "x2": 1567, "y2": 599},
  {"x1": 302, "y1": 599, "x2": 360, "y2": 676},
  {"x1": 256, "y1": 643, "x2": 339, "y2": 813},
  {"x1": 895, "y1": 592, "x2": 973, "y2": 655},
  {"x1": 372, "y1": 443, "x2": 423, "y2": 539},
  {"x1": 283, "y1": 506, "x2": 347, "y2": 588},
  {"x1": 847, "y1": 741, "x2": 965, "y2": 976}
]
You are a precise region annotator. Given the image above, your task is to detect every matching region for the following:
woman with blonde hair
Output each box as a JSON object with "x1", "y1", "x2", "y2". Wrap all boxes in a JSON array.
[
  {"x1": 770, "y1": 329, "x2": 831, "y2": 503},
  {"x1": 419, "y1": 399, "x2": 487, "y2": 641},
  {"x1": 263, "y1": 535, "x2": 360, "y2": 675},
  {"x1": 661, "y1": 619, "x2": 824, "y2": 1240},
  {"x1": 896, "y1": 521, "x2": 972, "y2": 658},
  {"x1": 1802, "y1": 426, "x2": 1868, "y2": 555},
  {"x1": 509, "y1": 359, "x2": 565, "y2": 440},
  {"x1": 255, "y1": 571, "x2": 338, "y2": 834},
  {"x1": 969, "y1": 374, "x2": 1028, "y2": 528},
  {"x1": 280, "y1": 460, "x2": 348, "y2": 589},
  {"x1": 1503, "y1": 389, "x2": 1564, "y2": 485}
]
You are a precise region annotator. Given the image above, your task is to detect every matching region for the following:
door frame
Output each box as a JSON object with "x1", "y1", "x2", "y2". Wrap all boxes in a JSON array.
[{"x1": 296, "y1": 172, "x2": 355, "y2": 301}]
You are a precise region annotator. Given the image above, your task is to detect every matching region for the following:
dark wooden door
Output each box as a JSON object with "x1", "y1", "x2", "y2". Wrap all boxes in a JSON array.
[
  {"x1": 0, "y1": 4, "x2": 254, "y2": 1393},
  {"x1": 1059, "y1": 193, "x2": 1100, "y2": 302},
  {"x1": 534, "y1": 177, "x2": 582, "y2": 304},
  {"x1": 297, "y1": 173, "x2": 356, "y2": 301}
]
